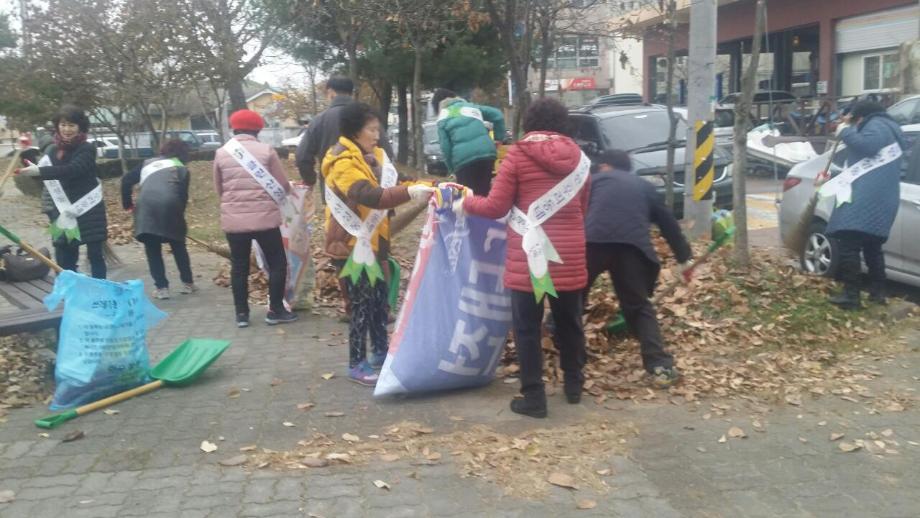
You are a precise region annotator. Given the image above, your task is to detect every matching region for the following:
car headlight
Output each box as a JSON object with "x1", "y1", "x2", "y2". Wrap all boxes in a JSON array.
[
  {"x1": 723, "y1": 163, "x2": 733, "y2": 178},
  {"x1": 640, "y1": 174, "x2": 666, "y2": 187}
]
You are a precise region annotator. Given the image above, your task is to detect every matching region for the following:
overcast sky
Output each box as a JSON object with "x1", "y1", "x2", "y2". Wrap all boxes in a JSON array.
[{"x1": 1, "y1": 0, "x2": 309, "y2": 88}]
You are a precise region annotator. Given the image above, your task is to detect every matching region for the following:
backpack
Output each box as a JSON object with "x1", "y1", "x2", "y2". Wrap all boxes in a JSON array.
[{"x1": 0, "y1": 246, "x2": 51, "y2": 282}]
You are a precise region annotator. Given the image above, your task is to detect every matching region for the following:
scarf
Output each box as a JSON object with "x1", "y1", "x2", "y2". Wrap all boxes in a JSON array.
[{"x1": 54, "y1": 132, "x2": 88, "y2": 160}]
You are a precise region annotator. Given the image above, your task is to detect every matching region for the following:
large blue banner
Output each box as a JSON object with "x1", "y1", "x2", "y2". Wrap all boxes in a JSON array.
[{"x1": 375, "y1": 205, "x2": 512, "y2": 396}]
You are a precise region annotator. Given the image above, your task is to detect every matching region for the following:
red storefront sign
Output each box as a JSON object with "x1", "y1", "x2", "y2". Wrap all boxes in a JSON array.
[{"x1": 567, "y1": 77, "x2": 597, "y2": 91}]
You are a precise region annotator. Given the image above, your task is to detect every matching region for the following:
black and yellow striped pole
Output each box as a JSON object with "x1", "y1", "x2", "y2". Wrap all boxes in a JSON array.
[{"x1": 692, "y1": 120, "x2": 715, "y2": 203}]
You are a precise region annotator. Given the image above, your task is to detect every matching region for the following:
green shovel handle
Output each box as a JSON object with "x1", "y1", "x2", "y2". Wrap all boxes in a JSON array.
[
  {"x1": 35, "y1": 409, "x2": 79, "y2": 429},
  {"x1": 0, "y1": 224, "x2": 21, "y2": 245}
]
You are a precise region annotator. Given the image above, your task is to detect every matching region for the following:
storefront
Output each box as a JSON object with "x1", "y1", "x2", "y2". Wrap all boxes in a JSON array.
[{"x1": 836, "y1": 4, "x2": 919, "y2": 97}]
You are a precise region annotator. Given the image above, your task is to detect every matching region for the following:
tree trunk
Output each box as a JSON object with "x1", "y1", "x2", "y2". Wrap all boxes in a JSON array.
[
  {"x1": 411, "y1": 47, "x2": 425, "y2": 170},
  {"x1": 397, "y1": 83, "x2": 409, "y2": 165},
  {"x1": 537, "y1": 22, "x2": 552, "y2": 98},
  {"x1": 732, "y1": 0, "x2": 766, "y2": 266},
  {"x1": 379, "y1": 82, "x2": 393, "y2": 131},
  {"x1": 664, "y1": 0, "x2": 678, "y2": 212},
  {"x1": 227, "y1": 76, "x2": 247, "y2": 112}
]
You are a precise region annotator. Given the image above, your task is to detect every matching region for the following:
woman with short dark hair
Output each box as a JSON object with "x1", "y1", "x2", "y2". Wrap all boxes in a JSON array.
[
  {"x1": 121, "y1": 139, "x2": 195, "y2": 299},
  {"x1": 456, "y1": 97, "x2": 590, "y2": 418},
  {"x1": 322, "y1": 103, "x2": 435, "y2": 386},
  {"x1": 18, "y1": 105, "x2": 108, "y2": 278}
]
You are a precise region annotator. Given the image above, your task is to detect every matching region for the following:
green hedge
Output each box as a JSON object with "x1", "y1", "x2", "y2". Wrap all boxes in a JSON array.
[{"x1": 188, "y1": 150, "x2": 216, "y2": 162}]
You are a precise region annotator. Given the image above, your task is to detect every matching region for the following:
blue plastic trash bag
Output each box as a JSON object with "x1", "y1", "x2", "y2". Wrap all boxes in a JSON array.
[
  {"x1": 44, "y1": 271, "x2": 166, "y2": 410},
  {"x1": 375, "y1": 199, "x2": 512, "y2": 397}
]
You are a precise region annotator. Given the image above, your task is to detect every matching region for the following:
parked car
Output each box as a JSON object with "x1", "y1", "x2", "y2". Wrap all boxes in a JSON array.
[
  {"x1": 195, "y1": 131, "x2": 222, "y2": 151},
  {"x1": 778, "y1": 123, "x2": 920, "y2": 286},
  {"x1": 89, "y1": 137, "x2": 120, "y2": 158},
  {"x1": 422, "y1": 121, "x2": 448, "y2": 176},
  {"x1": 887, "y1": 95, "x2": 920, "y2": 126},
  {"x1": 163, "y1": 130, "x2": 203, "y2": 151},
  {"x1": 281, "y1": 128, "x2": 306, "y2": 149},
  {"x1": 569, "y1": 103, "x2": 734, "y2": 218}
]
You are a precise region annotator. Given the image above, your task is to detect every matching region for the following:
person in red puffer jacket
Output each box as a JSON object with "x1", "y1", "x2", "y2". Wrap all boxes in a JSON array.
[{"x1": 458, "y1": 98, "x2": 590, "y2": 418}]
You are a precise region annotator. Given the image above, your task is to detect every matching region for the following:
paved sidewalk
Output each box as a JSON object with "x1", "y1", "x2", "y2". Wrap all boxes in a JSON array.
[{"x1": 0, "y1": 196, "x2": 919, "y2": 516}]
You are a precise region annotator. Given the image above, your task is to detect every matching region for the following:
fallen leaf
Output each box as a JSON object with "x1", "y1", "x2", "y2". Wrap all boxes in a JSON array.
[
  {"x1": 282, "y1": 422, "x2": 296, "y2": 427},
  {"x1": 342, "y1": 433, "x2": 360, "y2": 443},
  {"x1": 697, "y1": 446, "x2": 707, "y2": 453},
  {"x1": 426, "y1": 452, "x2": 442, "y2": 461},
  {"x1": 321, "y1": 373, "x2": 335, "y2": 380},
  {"x1": 380, "y1": 453, "x2": 400, "y2": 462},
  {"x1": 78, "y1": 499, "x2": 94, "y2": 505},
  {"x1": 751, "y1": 420, "x2": 764, "y2": 431},
  {"x1": 218, "y1": 455, "x2": 248, "y2": 467},
  {"x1": 300, "y1": 457, "x2": 329, "y2": 468},
  {"x1": 547, "y1": 472, "x2": 577, "y2": 489},
  {"x1": 881, "y1": 429, "x2": 894, "y2": 438},
  {"x1": 38, "y1": 433, "x2": 49, "y2": 438},
  {"x1": 373, "y1": 480, "x2": 391, "y2": 490},
  {"x1": 271, "y1": 378, "x2": 283, "y2": 386},
  {"x1": 449, "y1": 416, "x2": 465, "y2": 422},
  {"x1": 728, "y1": 427, "x2": 747, "y2": 439},
  {"x1": 838, "y1": 442, "x2": 862, "y2": 453},
  {"x1": 595, "y1": 469, "x2": 611, "y2": 476},
  {"x1": 227, "y1": 387, "x2": 241, "y2": 399},
  {"x1": 718, "y1": 435, "x2": 727, "y2": 444},
  {"x1": 103, "y1": 409, "x2": 119, "y2": 416},
  {"x1": 63, "y1": 430, "x2": 85, "y2": 443},
  {"x1": 324, "y1": 411, "x2": 345, "y2": 417},
  {"x1": 577, "y1": 500, "x2": 597, "y2": 510},
  {"x1": 239, "y1": 445, "x2": 257, "y2": 452},
  {"x1": 784, "y1": 394, "x2": 802, "y2": 406},
  {"x1": 325, "y1": 453, "x2": 352, "y2": 463},
  {"x1": 799, "y1": 437, "x2": 808, "y2": 443},
  {"x1": 0, "y1": 490, "x2": 14, "y2": 503},
  {"x1": 297, "y1": 403, "x2": 315, "y2": 411},
  {"x1": 200, "y1": 440, "x2": 218, "y2": 453},
  {"x1": 818, "y1": 421, "x2": 827, "y2": 426},
  {"x1": 830, "y1": 433, "x2": 845, "y2": 442}
]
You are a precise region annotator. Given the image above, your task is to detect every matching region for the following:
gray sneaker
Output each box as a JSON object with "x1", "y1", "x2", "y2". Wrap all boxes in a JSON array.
[
  {"x1": 650, "y1": 366, "x2": 680, "y2": 389},
  {"x1": 152, "y1": 288, "x2": 170, "y2": 300},
  {"x1": 178, "y1": 283, "x2": 197, "y2": 295}
]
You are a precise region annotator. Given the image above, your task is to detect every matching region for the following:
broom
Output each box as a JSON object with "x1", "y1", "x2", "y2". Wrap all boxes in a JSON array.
[{"x1": 782, "y1": 138, "x2": 841, "y2": 254}]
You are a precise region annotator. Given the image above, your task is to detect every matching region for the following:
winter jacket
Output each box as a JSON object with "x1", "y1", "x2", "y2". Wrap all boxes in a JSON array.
[
  {"x1": 322, "y1": 137, "x2": 425, "y2": 261},
  {"x1": 826, "y1": 112, "x2": 905, "y2": 240},
  {"x1": 437, "y1": 97, "x2": 505, "y2": 173},
  {"x1": 586, "y1": 168, "x2": 692, "y2": 268},
  {"x1": 295, "y1": 95, "x2": 395, "y2": 185},
  {"x1": 121, "y1": 156, "x2": 190, "y2": 243},
  {"x1": 39, "y1": 142, "x2": 108, "y2": 244},
  {"x1": 463, "y1": 132, "x2": 590, "y2": 293},
  {"x1": 213, "y1": 134, "x2": 291, "y2": 234}
]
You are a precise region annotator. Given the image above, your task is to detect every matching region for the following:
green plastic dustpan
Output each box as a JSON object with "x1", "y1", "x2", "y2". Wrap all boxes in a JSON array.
[{"x1": 35, "y1": 339, "x2": 231, "y2": 429}]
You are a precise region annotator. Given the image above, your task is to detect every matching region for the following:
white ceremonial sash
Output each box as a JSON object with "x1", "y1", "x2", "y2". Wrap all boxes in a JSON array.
[
  {"x1": 140, "y1": 158, "x2": 181, "y2": 185},
  {"x1": 820, "y1": 141, "x2": 902, "y2": 206},
  {"x1": 506, "y1": 152, "x2": 591, "y2": 280},
  {"x1": 223, "y1": 138, "x2": 295, "y2": 217},
  {"x1": 325, "y1": 154, "x2": 399, "y2": 267}
]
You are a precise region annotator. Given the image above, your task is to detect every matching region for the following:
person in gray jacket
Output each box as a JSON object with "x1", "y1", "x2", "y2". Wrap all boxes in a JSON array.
[{"x1": 121, "y1": 139, "x2": 195, "y2": 299}]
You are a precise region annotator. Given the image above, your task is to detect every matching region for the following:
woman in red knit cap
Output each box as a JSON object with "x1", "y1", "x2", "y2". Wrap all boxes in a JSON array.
[{"x1": 214, "y1": 109, "x2": 297, "y2": 328}]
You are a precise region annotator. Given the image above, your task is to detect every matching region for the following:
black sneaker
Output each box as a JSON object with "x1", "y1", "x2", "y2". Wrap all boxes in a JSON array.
[
  {"x1": 236, "y1": 313, "x2": 250, "y2": 328},
  {"x1": 510, "y1": 394, "x2": 547, "y2": 418},
  {"x1": 650, "y1": 366, "x2": 680, "y2": 389},
  {"x1": 265, "y1": 309, "x2": 298, "y2": 325},
  {"x1": 564, "y1": 383, "x2": 583, "y2": 404}
]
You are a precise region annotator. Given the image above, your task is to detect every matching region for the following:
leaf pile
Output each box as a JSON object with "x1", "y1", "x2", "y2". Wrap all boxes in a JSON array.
[
  {"x1": 503, "y1": 238, "x2": 918, "y2": 408},
  {"x1": 0, "y1": 332, "x2": 53, "y2": 416},
  {"x1": 248, "y1": 418, "x2": 634, "y2": 498},
  {"x1": 213, "y1": 261, "x2": 270, "y2": 305}
]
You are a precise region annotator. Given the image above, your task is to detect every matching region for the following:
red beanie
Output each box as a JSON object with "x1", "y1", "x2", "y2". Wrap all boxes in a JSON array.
[{"x1": 229, "y1": 110, "x2": 265, "y2": 131}]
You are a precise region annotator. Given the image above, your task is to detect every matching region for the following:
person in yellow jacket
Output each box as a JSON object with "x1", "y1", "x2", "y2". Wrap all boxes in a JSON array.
[{"x1": 322, "y1": 102, "x2": 435, "y2": 386}]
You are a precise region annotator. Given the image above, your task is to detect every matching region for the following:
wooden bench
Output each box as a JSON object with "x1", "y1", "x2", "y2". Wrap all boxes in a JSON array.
[{"x1": 0, "y1": 276, "x2": 62, "y2": 337}]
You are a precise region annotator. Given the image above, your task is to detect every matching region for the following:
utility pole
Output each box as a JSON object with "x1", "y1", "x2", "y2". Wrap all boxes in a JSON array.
[{"x1": 683, "y1": 0, "x2": 717, "y2": 240}]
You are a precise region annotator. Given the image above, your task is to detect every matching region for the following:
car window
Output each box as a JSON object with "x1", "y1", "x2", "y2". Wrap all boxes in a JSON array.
[
  {"x1": 714, "y1": 109, "x2": 734, "y2": 128},
  {"x1": 902, "y1": 133, "x2": 920, "y2": 184},
  {"x1": 888, "y1": 98, "x2": 920, "y2": 125},
  {"x1": 570, "y1": 116, "x2": 601, "y2": 145},
  {"x1": 599, "y1": 111, "x2": 687, "y2": 151}
]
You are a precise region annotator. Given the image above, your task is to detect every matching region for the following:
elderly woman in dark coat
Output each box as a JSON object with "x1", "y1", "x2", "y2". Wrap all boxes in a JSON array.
[
  {"x1": 17, "y1": 105, "x2": 108, "y2": 279},
  {"x1": 824, "y1": 100, "x2": 907, "y2": 309},
  {"x1": 121, "y1": 139, "x2": 195, "y2": 299}
]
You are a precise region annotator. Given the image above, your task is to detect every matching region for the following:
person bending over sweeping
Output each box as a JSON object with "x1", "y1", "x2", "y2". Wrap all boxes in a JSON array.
[
  {"x1": 17, "y1": 105, "x2": 108, "y2": 279},
  {"x1": 584, "y1": 150, "x2": 692, "y2": 388},
  {"x1": 121, "y1": 139, "x2": 196, "y2": 300},
  {"x1": 822, "y1": 100, "x2": 906, "y2": 310}
]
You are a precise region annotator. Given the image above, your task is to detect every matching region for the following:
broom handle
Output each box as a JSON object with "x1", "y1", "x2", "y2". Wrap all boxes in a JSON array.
[
  {"x1": 76, "y1": 380, "x2": 164, "y2": 416},
  {"x1": 0, "y1": 150, "x2": 22, "y2": 192},
  {"x1": 0, "y1": 224, "x2": 64, "y2": 272}
]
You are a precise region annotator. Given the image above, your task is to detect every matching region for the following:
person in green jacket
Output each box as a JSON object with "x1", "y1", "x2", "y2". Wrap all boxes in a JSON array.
[{"x1": 431, "y1": 89, "x2": 506, "y2": 195}]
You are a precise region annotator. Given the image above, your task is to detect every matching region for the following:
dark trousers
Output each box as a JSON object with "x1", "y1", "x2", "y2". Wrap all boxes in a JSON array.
[
  {"x1": 835, "y1": 230, "x2": 886, "y2": 289},
  {"x1": 343, "y1": 274, "x2": 389, "y2": 367},
  {"x1": 455, "y1": 158, "x2": 495, "y2": 196},
  {"x1": 586, "y1": 242, "x2": 674, "y2": 372},
  {"x1": 511, "y1": 289, "x2": 586, "y2": 397},
  {"x1": 55, "y1": 240, "x2": 106, "y2": 279},
  {"x1": 142, "y1": 237, "x2": 193, "y2": 289},
  {"x1": 225, "y1": 228, "x2": 287, "y2": 315}
]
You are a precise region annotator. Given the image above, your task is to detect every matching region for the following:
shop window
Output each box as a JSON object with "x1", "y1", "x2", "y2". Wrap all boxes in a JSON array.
[
  {"x1": 579, "y1": 37, "x2": 599, "y2": 68},
  {"x1": 863, "y1": 53, "x2": 900, "y2": 91},
  {"x1": 549, "y1": 35, "x2": 600, "y2": 69}
]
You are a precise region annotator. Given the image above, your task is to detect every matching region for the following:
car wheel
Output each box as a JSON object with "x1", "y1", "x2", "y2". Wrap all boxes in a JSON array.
[{"x1": 800, "y1": 221, "x2": 838, "y2": 277}]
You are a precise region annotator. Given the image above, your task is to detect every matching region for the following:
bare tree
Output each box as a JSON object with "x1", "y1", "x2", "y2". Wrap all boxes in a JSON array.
[
  {"x1": 481, "y1": 0, "x2": 536, "y2": 136},
  {"x1": 731, "y1": 0, "x2": 766, "y2": 266}
]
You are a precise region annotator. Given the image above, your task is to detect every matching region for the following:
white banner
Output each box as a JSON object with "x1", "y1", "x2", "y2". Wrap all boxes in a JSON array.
[
  {"x1": 44, "y1": 180, "x2": 103, "y2": 231},
  {"x1": 820, "y1": 141, "x2": 902, "y2": 206},
  {"x1": 139, "y1": 158, "x2": 181, "y2": 185}
]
